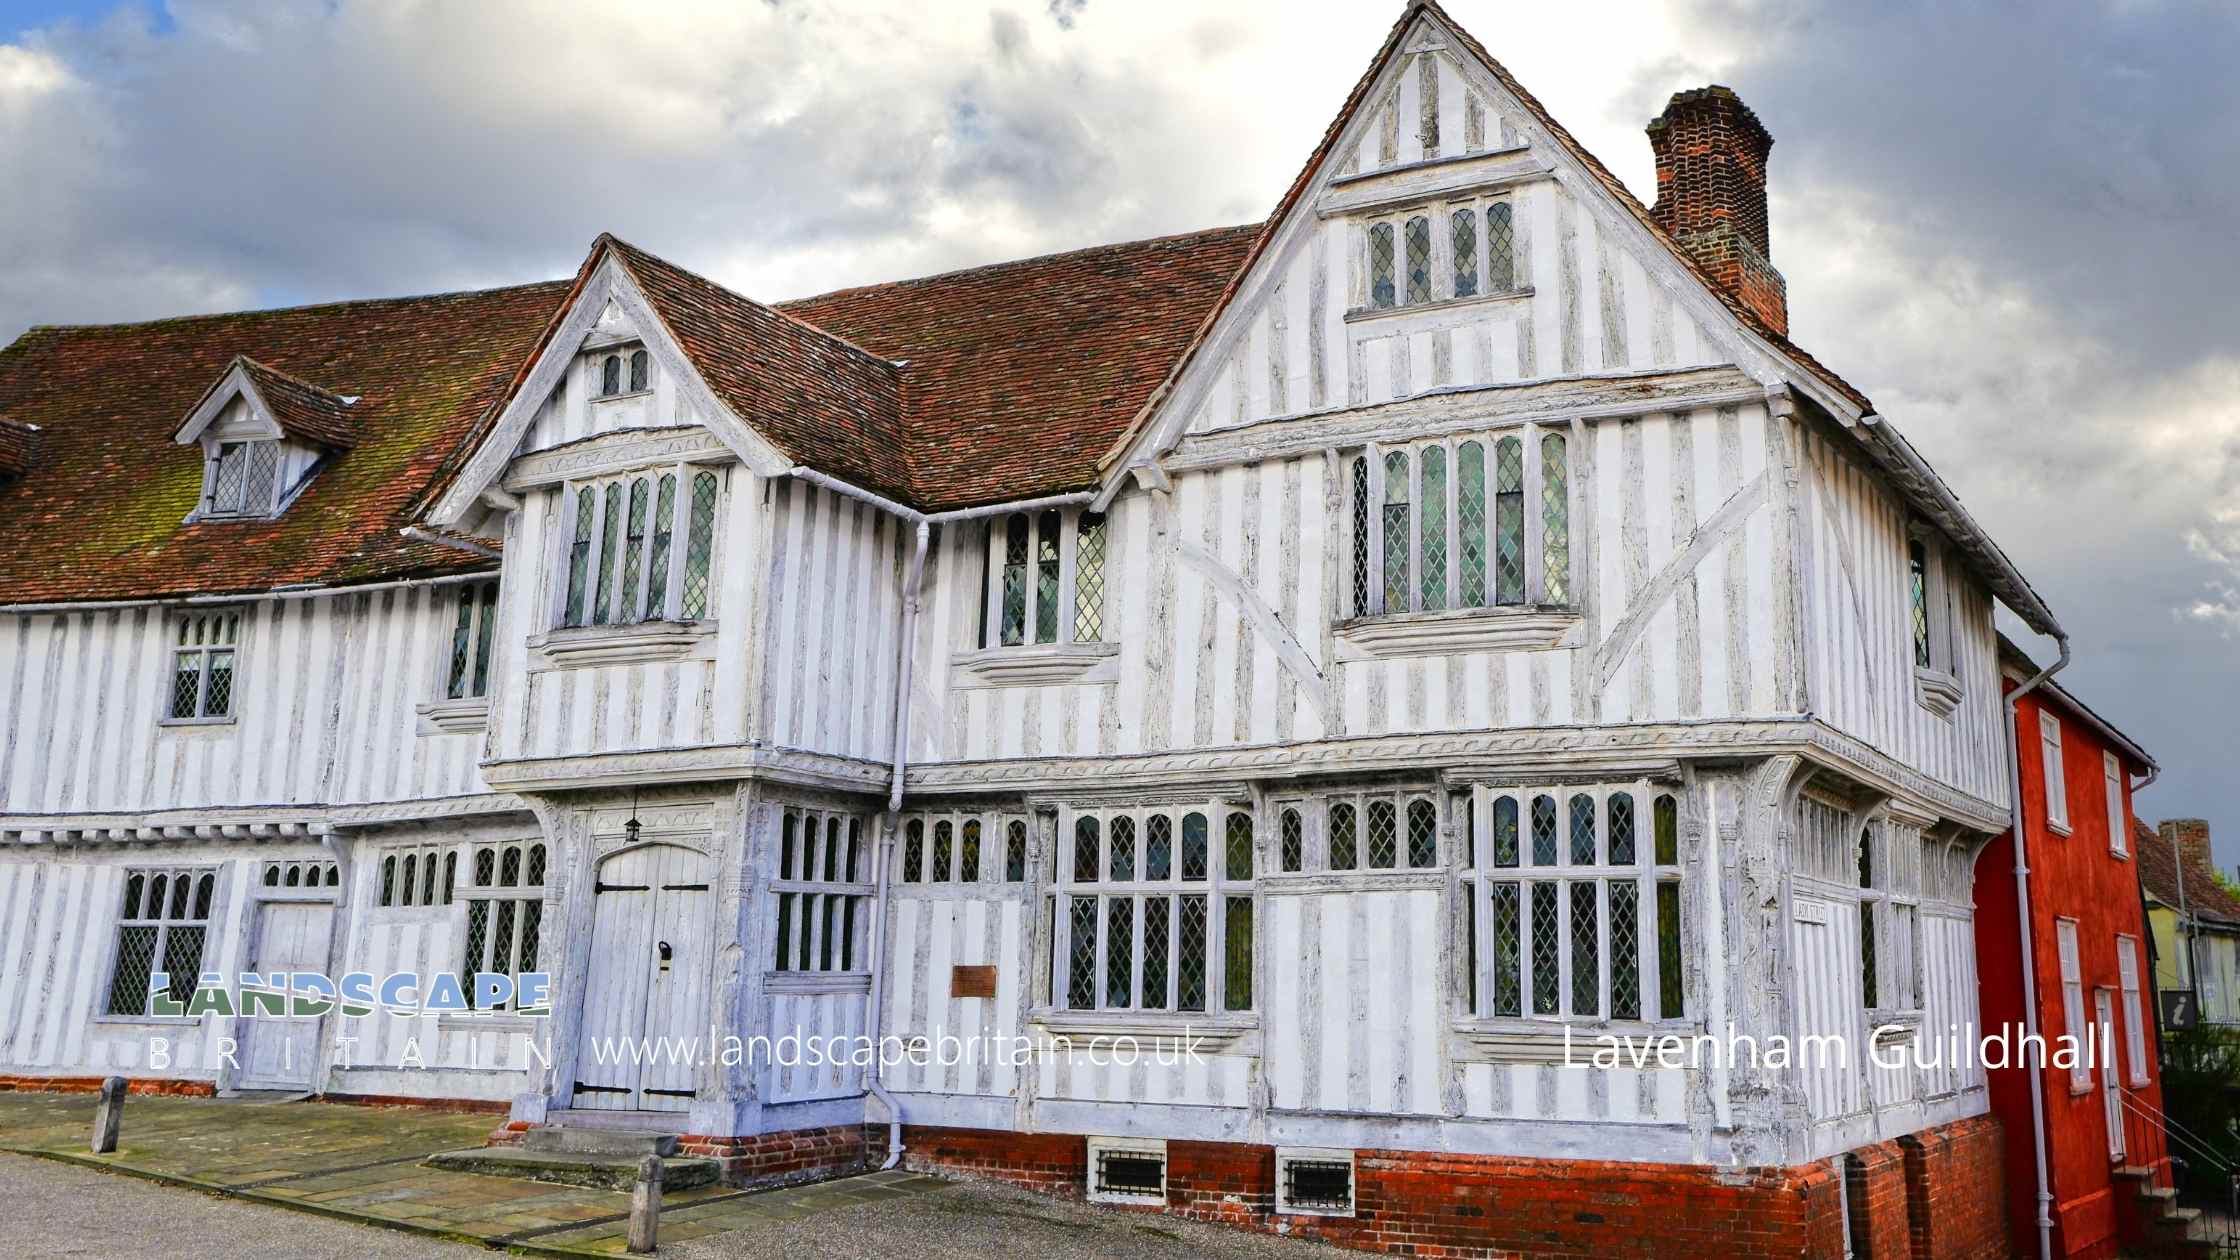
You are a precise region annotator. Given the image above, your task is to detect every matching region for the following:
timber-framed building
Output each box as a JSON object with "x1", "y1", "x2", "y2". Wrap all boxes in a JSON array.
[{"x1": 0, "y1": 5, "x2": 2046, "y2": 1255}]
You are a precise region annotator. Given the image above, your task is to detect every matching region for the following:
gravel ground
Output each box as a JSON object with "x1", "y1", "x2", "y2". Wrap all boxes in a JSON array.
[
  {"x1": 673, "y1": 1177, "x2": 1358, "y2": 1260},
  {"x1": 0, "y1": 1152, "x2": 480, "y2": 1259}
]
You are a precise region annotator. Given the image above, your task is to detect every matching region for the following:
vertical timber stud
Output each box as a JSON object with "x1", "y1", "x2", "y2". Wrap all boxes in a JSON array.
[
  {"x1": 91, "y1": 1075, "x2": 124, "y2": 1153},
  {"x1": 628, "y1": 1154, "x2": 662, "y2": 1254}
]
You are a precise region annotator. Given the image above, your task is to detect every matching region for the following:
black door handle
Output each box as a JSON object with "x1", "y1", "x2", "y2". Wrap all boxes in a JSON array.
[{"x1": 657, "y1": 941, "x2": 673, "y2": 972}]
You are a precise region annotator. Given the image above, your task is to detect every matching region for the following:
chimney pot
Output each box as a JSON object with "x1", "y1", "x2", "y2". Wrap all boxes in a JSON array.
[{"x1": 1647, "y1": 85, "x2": 1788, "y2": 336}]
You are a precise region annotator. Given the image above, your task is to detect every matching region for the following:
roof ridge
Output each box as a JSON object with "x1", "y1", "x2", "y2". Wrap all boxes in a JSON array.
[
  {"x1": 595, "y1": 234, "x2": 903, "y2": 375},
  {"x1": 17, "y1": 278, "x2": 574, "y2": 338},
  {"x1": 777, "y1": 223, "x2": 1264, "y2": 308}
]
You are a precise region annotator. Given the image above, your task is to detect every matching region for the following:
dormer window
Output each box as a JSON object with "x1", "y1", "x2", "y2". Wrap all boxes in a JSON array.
[
  {"x1": 596, "y1": 348, "x2": 651, "y2": 399},
  {"x1": 203, "y1": 439, "x2": 282, "y2": 519}
]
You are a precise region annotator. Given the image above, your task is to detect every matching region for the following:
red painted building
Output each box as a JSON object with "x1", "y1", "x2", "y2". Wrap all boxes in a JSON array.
[{"x1": 1976, "y1": 637, "x2": 2175, "y2": 1258}]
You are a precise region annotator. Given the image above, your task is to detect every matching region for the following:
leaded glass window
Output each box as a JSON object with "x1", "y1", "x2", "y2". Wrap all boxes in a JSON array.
[
  {"x1": 770, "y1": 807, "x2": 874, "y2": 974},
  {"x1": 628, "y1": 349, "x2": 649, "y2": 392},
  {"x1": 1369, "y1": 223, "x2": 1397, "y2": 309},
  {"x1": 1464, "y1": 784, "x2": 1686, "y2": 1023},
  {"x1": 896, "y1": 809, "x2": 1031, "y2": 887},
  {"x1": 983, "y1": 509, "x2": 1108, "y2": 648},
  {"x1": 1419, "y1": 444, "x2": 1447, "y2": 611},
  {"x1": 202, "y1": 439, "x2": 283, "y2": 518},
  {"x1": 1451, "y1": 209, "x2": 1479, "y2": 298},
  {"x1": 560, "y1": 464, "x2": 718, "y2": 629},
  {"x1": 592, "y1": 484, "x2": 621, "y2": 624},
  {"x1": 106, "y1": 867, "x2": 215, "y2": 1015},
  {"x1": 1055, "y1": 804, "x2": 1254, "y2": 1013},
  {"x1": 1279, "y1": 808, "x2": 1304, "y2": 873},
  {"x1": 1365, "y1": 799, "x2": 1398, "y2": 869},
  {"x1": 1404, "y1": 215, "x2": 1432, "y2": 305},
  {"x1": 1354, "y1": 430, "x2": 1569, "y2": 618},
  {"x1": 619, "y1": 478, "x2": 649, "y2": 616},
  {"x1": 1486, "y1": 202, "x2": 1516, "y2": 292},
  {"x1": 565, "y1": 487, "x2": 595, "y2": 625},
  {"x1": 462, "y1": 840, "x2": 549, "y2": 1006},
  {"x1": 1406, "y1": 798, "x2": 1438, "y2": 868},
  {"x1": 445, "y1": 580, "x2": 501, "y2": 700},
  {"x1": 1909, "y1": 538, "x2": 1932, "y2": 669},
  {"x1": 1541, "y1": 433, "x2": 1570, "y2": 604},
  {"x1": 680, "y1": 470, "x2": 718, "y2": 618},
  {"x1": 167, "y1": 610, "x2": 241, "y2": 722},
  {"x1": 599, "y1": 354, "x2": 622, "y2": 397},
  {"x1": 1328, "y1": 802, "x2": 1358, "y2": 871}
]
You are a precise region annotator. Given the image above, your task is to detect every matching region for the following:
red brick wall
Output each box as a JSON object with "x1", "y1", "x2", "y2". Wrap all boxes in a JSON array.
[
  {"x1": 898, "y1": 1117, "x2": 2011, "y2": 1259},
  {"x1": 679, "y1": 1123, "x2": 876, "y2": 1187},
  {"x1": 1847, "y1": 1139, "x2": 1911, "y2": 1258},
  {"x1": 1901, "y1": 1115, "x2": 2010, "y2": 1260}
]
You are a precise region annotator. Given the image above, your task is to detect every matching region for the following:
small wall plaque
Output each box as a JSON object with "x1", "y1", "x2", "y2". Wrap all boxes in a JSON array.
[{"x1": 951, "y1": 964, "x2": 998, "y2": 999}]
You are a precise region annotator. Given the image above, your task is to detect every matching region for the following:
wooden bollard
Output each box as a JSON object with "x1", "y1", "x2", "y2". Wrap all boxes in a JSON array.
[
  {"x1": 626, "y1": 1154, "x2": 662, "y2": 1254},
  {"x1": 91, "y1": 1076, "x2": 125, "y2": 1154}
]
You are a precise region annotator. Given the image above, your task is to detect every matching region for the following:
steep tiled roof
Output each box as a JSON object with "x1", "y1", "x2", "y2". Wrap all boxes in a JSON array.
[
  {"x1": 0, "y1": 282, "x2": 567, "y2": 604},
  {"x1": 233, "y1": 357, "x2": 361, "y2": 449},
  {"x1": 2137, "y1": 822, "x2": 2240, "y2": 926},
  {"x1": 608, "y1": 238, "x2": 913, "y2": 503},
  {"x1": 780, "y1": 225, "x2": 1260, "y2": 511}
]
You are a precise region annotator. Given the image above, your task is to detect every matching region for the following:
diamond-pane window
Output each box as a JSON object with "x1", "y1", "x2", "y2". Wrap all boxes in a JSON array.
[
  {"x1": 648, "y1": 475, "x2": 676, "y2": 619},
  {"x1": 619, "y1": 477, "x2": 649, "y2": 620},
  {"x1": 1106, "y1": 898, "x2": 1135, "y2": 1008},
  {"x1": 1035, "y1": 511, "x2": 1061, "y2": 644},
  {"x1": 1366, "y1": 799, "x2": 1398, "y2": 869},
  {"x1": 1493, "y1": 796, "x2": 1520, "y2": 868},
  {"x1": 1369, "y1": 223, "x2": 1397, "y2": 309},
  {"x1": 1224, "y1": 895, "x2": 1253, "y2": 1011},
  {"x1": 1657, "y1": 880, "x2": 1684, "y2": 1018},
  {"x1": 628, "y1": 349, "x2": 649, "y2": 392},
  {"x1": 1419, "y1": 445, "x2": 1447, "y2": 611},
  {"x1": 1382, "y1": 451, "x2": 1411, "y2": 613},
  {"x1": 1350, "y1": 456, "x2": 1372, "y2": 617},
  {"x1": 1143, "y1": 895, "x2": 1172, "y2": 1008},
  {"x1": 1181, "y1": 813, "x2": 1209, "y2": 881},
  {"x1": 564, "y1": 487, "x2": 595, "y2": 626},
  {"x1": 1494, "y1": 437, "x2": 1525, "y2": 604},
  {"x1": 1490, "y1": 883, "x2": 1522, "y2": 1016},
  {"x1": 1074, "y1": 513, "x2": 1107, "y2": 642},
  {"x1": 1570, "y1": 882, "x2": 1600, "y2": 1017},
  {"x1": 1068, "y1": 896, "x2": 1099, "y2": 1009},
  {"x1": 1451, "y1": 209, "x2": 1479, "y2": 298},
  {"x1": 1006, "y1": 820, "x2": 1028, "y2": 882},
  {"x1": 1456, "y1": 441, "x2": 1488, "y2": 607},
  {"x1": 1280, "y1": 809, "x2": 1304, "y2": 873},
  {"x1": 599, "y1": 354, "x2": 622, "y2": 397},
  {"x1": 1654, "y1": 794, "x2": 1679, "y2": 865},
  {"x1": 593, "y1": 483, "x2": 622, "y2": 624},
  {"x1": 240, "y1": 441, "x2": 278, "y2": 515},
  {"x1": 1531, "y1": 883, "x2": 1560, "y2": 1015},
  {"x1": 959, "y1": 820, "x2": 980, "y2": 882},
  {"x1": 1530, "y1": 795, "x2": 1558, "y2": 866},
  {"x1": 106, "y1": 867, "x2": 213, "y2": 1015},
  {"x1": 680, "y1": 470, "x2": 718, "y2": 618},
  {"x1": 1074, "y1": 816, "x2": 1100, "y2": 884},
  {"x1": 1609, "y1": 793, "x2": 1636, "y2": 865},
  {"x1": 1225, "y1": 812, "x2": 1254, "y2": 881},
  {"x1": 1610, "y1": 880, "x2": 1641, "y2": 1020},
  {"x1": 1487, "y1": 202, "x2": 1516, "y2": 292},
  {"x1": 1861, "y1": 902, "x2": 1879, "y2": 1008},
  {"x1": 1329, "y1": 803, "x2": 1358, "y2": 870},
  {"x1": 932, "y1": 821, "x2": 953, "y2": 882},
  {"x1": 1542, "y1": 433, "x2": 1570, "y2": 603},
  {"x1": 902, "y1": 821, "x2": 923, "y2": 882},
  {"x1": 446, "y1": 580, "x2": 500, "y2": 700},
  {"x1": 167, "y1": 610, "x2": 241, "y2": 721},
  {"x1": 1109, "y1": 816, "x2": 1135, "y2": 882},
  {"x1": 1909, "y1": 540, "x2": 1932, "y2": 669},
  {"x1": 1406, "y1": 798, "x2": 1437, "y2": 868},
  {"x1": 1569, "y1": 795, "x2": 1597, "y2": 865},
  {"x1": 1178, "y1": 895, "x2": 1209, "y2": 1011},
  {"x1": 1404, "y1": 215, "x2": 1432, "y2": 305},
  {"x1": 1000, "y1": 514, "x2": 1029, "y2": 645}
]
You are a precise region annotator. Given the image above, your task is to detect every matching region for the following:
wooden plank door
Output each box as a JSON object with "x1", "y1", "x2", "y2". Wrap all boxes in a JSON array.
[
  {"x1": 637, "y1": 846, "x2": 712, "y2": 1112},
  {"x1": 239, "y1": 901, "x2": 333, "y2": 1090},
  {"x1": 572, "y1": 846, "x2": 658, "y2": 1110},
  {"x1": 2097, "y1": 988, "x2": 2125, "y2": 1161}
]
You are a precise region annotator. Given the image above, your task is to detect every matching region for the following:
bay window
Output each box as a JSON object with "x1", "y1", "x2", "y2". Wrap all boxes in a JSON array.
[
  {"x1": 558, "y1": 465, "x2": 721, "y2": 628},
  {"x1": 1348, "y1": 428, "x2": 1571, "y2": 618}
]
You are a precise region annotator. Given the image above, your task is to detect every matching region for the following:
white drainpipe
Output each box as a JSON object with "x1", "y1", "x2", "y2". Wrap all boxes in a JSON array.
[
  {"x1": 784, "y1": 467, "x2": 1096, "y2": 1172},
  {"x1": 2004, "y1": 633, "x2": 2070, "y2": 1260}
]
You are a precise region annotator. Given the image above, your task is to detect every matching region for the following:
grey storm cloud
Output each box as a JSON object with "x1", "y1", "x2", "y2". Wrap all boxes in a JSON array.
[{"x1": 1, "y1": 0, "x2": 2234, "y2": 858}]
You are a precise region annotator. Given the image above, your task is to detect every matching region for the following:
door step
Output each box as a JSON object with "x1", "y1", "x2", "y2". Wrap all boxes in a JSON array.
[
  {"x1": 520, "y1": 1125, "x2": 680, "y2": 1158},
  {"x1": 425, "y1": 1144, "x2": 719, "y2": 1193}
]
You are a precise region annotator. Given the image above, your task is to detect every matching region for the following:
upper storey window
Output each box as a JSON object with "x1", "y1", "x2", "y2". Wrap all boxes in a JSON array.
[
  {"x1": 979, "y1": 509, "x2": 1107, "y2": 648},
  {"x1": 1364, "y1": 198, "x2": 1519, "y2": 313},
  {"x1": 445, "y1": 580, "x2": 500, "y2": 700},
  {"x1": 166, "y1": 609, "x2": 241, "y2": 724},
  {"x1": 202, "y1": 439, "x2": 283, "y2": 519},
  {"x1": 1348, "y1": 429, "x2": 1570, "y2": 618},
  {"x1": 558, "y1": 466, "x2": 720, "y2": 628},
  {"x1": 596, "y1": 348, "x2": 652, "y2": 399},
  {"x1": 1907, "y1": 523, "x2": 1964, "y2": 716}
]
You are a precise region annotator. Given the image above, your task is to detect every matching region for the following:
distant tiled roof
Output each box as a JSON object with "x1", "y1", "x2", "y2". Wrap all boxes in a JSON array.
[
  {"x1": 2137, "y1": 821, "x2": 2240, "y2": 927},
  {"x1": 780, "y1": 225, "x2": 1260, "y2": 512},
  {"x1": 0, "y1": 282, "x2": 567, "y2": 604},
  {"x1": 231, "y1": 357, "x2": 361, "y2": 449}
]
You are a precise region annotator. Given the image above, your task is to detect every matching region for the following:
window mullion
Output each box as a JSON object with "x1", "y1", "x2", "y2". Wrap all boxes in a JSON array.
[
  {"x1": 196, "y1": 649, "x2": 214, "y2": 718},
  {"x1": 1092, "y1": 894, "x2": 1110, "y2": 1008},
  {"x1": 1555, "y1": 873, "x2": 1572, "y2": 1020},
  {"x1": 1130, "y1": 892, "x2": 1146, "y2": 1010},
  {"x1": 1445, "y1": 439, "x2": 1460, "y2": 613},
  {"x1": 1407, "y1": 449, "x2": 1424, "y2": 612},
  {"x1": 1522, "y1": 425, "x2": 1545, "y2": 604},
  {"x1": 1366, "y1": 445, "x2": 1385, "y2": 615},
  {"x1": 1056, "y1": 515, "x2": 1078, "y2": 646}
]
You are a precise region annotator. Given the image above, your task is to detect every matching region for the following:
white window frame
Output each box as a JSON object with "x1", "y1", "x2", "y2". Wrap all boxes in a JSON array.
[
  {"x1": 164, "y1": 608, "x2": 242, "y2": 725},
  {"x1": 593, "y1": 345, "x2": 653, "y2": 400},
  {"x1": 200, "y1": 438, "x2": 285, "y2": 519},
  {"x1": 2117, "y1": 935, "x2": 2150, "y2": 1087},
  {"x1": 771, "y1": 807, "x2": 874, "y2": 975},
  {"x1": 2104, "y1": 752, "x2": 2128, "y2": 858},
  {"x1": 554, "y1": 463, "x2": 724, "y2": 630},
  {"x1": 1356, "y1": 195, "x2": 1520, "y2": 314},
  {"x1": 2041, "y1": 711, "x2": 2070, "y2": 834},
  {"x1": 1049, "y1": 804, "x2": 1255, "y2": 1016},
  {"x1": 2096, "y1": 986, "x2": 2124, "y2": 1161},
  {"x1": 979, "y1": 508, "x2": 1108, "y2": 649},
  {"x1": 2056, "y1": 918, "x2": 2089, "y2": 1092},
  {"x1": 443, "y1": 579, "x2": 501, "y2": 701},
  {"x1": 897, "y1": 810, "x2": 1033, "y2": 887},
  {"x1": 1463, "y1": 784, "x2": 1684, "y2": 1025},
  {"x1": 1346, "y1": 427, "x2": 1573, "y2": 620},
  {"x1": 458, "y1": 839, "x2": 548, "y2": 1011},
  {"x1": 104, "y1": 866, "x2": 217, "y2": 1016}
]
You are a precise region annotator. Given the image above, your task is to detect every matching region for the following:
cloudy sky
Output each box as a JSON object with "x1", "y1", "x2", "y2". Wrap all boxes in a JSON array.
[{"x1": 4, "y1": 1, "x2": 2234, "y2": 862}]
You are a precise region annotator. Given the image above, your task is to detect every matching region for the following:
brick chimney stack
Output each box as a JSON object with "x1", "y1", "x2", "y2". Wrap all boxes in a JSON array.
[
  {"x1": 1647, "y1": 86, "x2": 1788, "y2": 337},
  {"x1": 2162, "y1": 819, "x2": 2213, "y2": 875}
]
